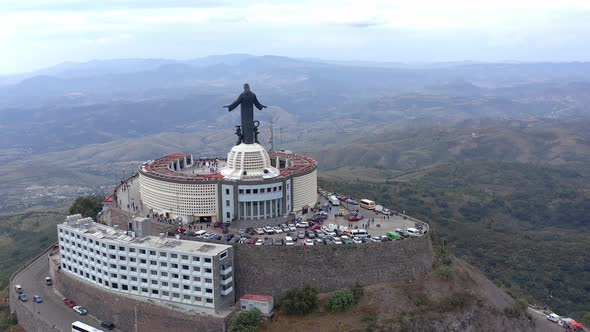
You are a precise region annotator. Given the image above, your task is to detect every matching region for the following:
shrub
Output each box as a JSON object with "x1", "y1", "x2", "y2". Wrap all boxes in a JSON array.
[
  {"x1": 435, "y1": 265, "x2": 453, "y2": 279},
  {"x1": 326, "y1": 289, "x2": 354, "y2": 312},
  {"x1": 279, "y1": 286, "x2": 319, "y2": 315},
  {"x1": 350, "y1": 282, "x2": 364, "y2": 304},
  {"x1": 229, "y1": 308, "x2": 262, "y2": 332}
]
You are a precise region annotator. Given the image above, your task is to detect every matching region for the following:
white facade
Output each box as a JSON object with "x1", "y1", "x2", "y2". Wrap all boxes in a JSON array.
[
  {"x1": 57, "y1": 215, "x2": 234, "y2": 313},
  {"x1": 221, "y1": 143, "x2": 280, "y2": 180},
  {"x1": 236, "y1": 182, "x2": 284, "y2": 220},
  {"x1": 139, "y1": 173, "x2": 218, "y2": 222},
  {"x1": 292, "y1": 169, "x2": 318, "y2": 211}
]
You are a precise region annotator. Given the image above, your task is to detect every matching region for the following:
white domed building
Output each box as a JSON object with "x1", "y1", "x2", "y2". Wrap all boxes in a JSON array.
[{"x1": 138, "y1": 143, "x2": 317, "y2": 224}]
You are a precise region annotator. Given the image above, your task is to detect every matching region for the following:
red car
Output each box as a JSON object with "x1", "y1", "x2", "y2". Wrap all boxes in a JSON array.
[
  {"x1": 348, "y1": 215, "x2": 364, "y2": 222},
  {"x1": 64, "y1": 298, "x2": 76, "y2": 308},
  {"x1": 247, "y1": 237, "x2": 258, "y2": 245},
  {"x1": 309, "y1": 224, "x2": 322, "y2": 231}
]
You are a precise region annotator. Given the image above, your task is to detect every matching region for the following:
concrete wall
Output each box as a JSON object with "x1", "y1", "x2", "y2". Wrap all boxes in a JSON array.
[
  {"x1": 109, "y1": 205, "x2": 177, "y2": 235},
  {"x1": 53, "y1": 265, "x2": 228, "y2": 332},
  {"x1": 233, "y1": 236, "x2": 433, "y2": 298}
]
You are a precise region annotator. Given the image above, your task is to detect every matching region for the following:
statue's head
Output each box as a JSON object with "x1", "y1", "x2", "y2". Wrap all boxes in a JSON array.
[{"x1": 243, "y1": 83, "x2": 250, "y2": 92}]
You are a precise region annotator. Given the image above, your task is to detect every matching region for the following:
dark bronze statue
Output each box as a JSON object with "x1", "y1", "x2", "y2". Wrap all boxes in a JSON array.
[
  {"x1": 234, "y1": 125, "x2": 243, "y2": 145},
  {"x1": 224, "y1": 83, "x2": 267, "y2": 145}
]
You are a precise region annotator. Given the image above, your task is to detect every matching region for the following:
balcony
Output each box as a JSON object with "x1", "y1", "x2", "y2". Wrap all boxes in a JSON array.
[
  {"x1": 221, "y1": 287, "x2": 233, "y2": 296},
  {"x1": 221, "y1": 276, "x2": 233, "y2": 285},
  {"x1": 220, "y1": 266, "x2": 232, "y2": 274}
]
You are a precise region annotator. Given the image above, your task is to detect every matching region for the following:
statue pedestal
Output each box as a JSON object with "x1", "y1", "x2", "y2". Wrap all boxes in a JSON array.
[{"x1": 220, "y1": 143, "x2": 280, "y2": 180}]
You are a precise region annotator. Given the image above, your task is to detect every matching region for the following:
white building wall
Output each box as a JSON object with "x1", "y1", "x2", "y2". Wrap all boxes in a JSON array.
[
  {"x1": 221, "y1": 184, "x2": 235, "y2": 223},
  {"x1": 57, "y1": 224, "x2": 233, "y2": 312},
  {"x1": 139, "y1": 173, "x2": 218, "y2": 221},
  {"x1": 292, "y1": 169, "x2": 317, "y2": 212}
]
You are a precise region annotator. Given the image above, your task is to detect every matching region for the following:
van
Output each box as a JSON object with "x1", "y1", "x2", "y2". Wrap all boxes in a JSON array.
[
  {"x1": 406, "y1": 228, "x2": 420, "y2": 237},
  {"x1": 14, "y1": 284, "x2": 22, "y2": 293},
  {"x1": 195, "y1": 230, "x2": 207, "y2": 237},
  {"x1": 45, "y1": 277, "x2": 52, "y2": 285}
]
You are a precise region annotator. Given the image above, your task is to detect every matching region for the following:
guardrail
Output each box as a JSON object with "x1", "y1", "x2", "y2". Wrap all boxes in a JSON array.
[{"x1": 9, "y1": 244, "x2": 55, "y2": 292}]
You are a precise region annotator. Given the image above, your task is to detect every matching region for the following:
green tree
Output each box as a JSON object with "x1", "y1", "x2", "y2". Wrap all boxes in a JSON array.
[
  {"x1": 326, "y1": 289, "x2": 354, "y2": 312},
  {"x1": 228, "y1": 308, "x2": 262, "y2": 332},
  {"x1": 582, "y1": 312, "x2": 590, "y2": 327},
  {"x1": 279, "y1": 286, "x2": 319, "y2": 315},
  {"x1": 69, "y1": 195, "x2": 104, "y2": 220}
]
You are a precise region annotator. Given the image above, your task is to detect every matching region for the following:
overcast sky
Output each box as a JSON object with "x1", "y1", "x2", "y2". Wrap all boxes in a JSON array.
[{"x1": 1, "y1": 0, "x2": 590, "y2": 74}]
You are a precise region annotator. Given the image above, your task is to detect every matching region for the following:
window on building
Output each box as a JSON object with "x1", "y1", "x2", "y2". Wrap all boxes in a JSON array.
[
  {"x1": 140, "y1": 259, "x2": 146, "y2": 264},
  {"x1": 121, "y1": 266, "x2": 127, "y2": 270},
  {"x1": 246, "y1": 189, "x2": 251, "y2": 194},
  {"x1": 160, "y1": 252, "x2": 167, "y2": 257},
  {"x1": 171, "y1": 253, "x2": 178, "y2": 258},
  {"x1": 141, "y1": 288, "x2": 148, "y2": 293},
  {"x1": 119, "y1": 246, "x2": 125, "y2": 251},
  {"x1": 161, "y1": 272, "x2": 168, "y2": 277},
  {"x1": 205, "y1": 268, "x2": 212, "y2": 273},
  {"x1": 182, "y1": 275, "x2": 189, "y2": 280},
  {"x1": 162, "y1": 282, "x2": 168, "y2": 287},
  {"x1": 225, "y1": 188, "x2": 230, "y2": 195},
  {"x1": 112, "y1": 283, "x2": 118, "y2": 289},
  {"x1": 130, "y1": 258, "x2": 136, "y2": 262},
  {"x1": 172, "y1": 283, "x2": 179, "y2": 289},
  {"x1": 131, "y1": 277, "x2": 137, "y2": 281},
  {"x1": 238, "y1": 189, "x2": 244, "y2": 194},
  {"x1": 139, "y1": 249, "x2": 146, "y2": 254},
  {"x1": 220, "y1": 252, "x2": 227, "y2": 259},
  {"x1": 206, "y1": 298, "x2": 213, "y2": 303},
  {"x1": 151, "y1": 270, "x2": 157, "y2": 275},
  {"x1": 181, "y1": 255, "x2": 188, "y2": 260},
  {"x1": 193, "y1": 276, "x2": 201, "y2": 282},
  {"x1": 152, "y1": 289, "x2": 159, "y2": 295},
  {"x1": 172, "y1": 263, "x2": 178, "y2": 269},
  {"x1": 260, "y1": 188, "x2": 265, "y2": 193},
  {"x1": 162, "y1": 291, "x2": 169, "y2": 296},
  {"x1": 192, "y1": 256, "x2": 200, "y2": 262},
  {"x1": 205, "y1": 278, "x2": 212, "y2": 283},
  {"x1": 149, "y1": 250, "x2": 156, "y2": 256},
  {"x1": 132, "y1": 286, "x2": 138, "y2": 291},
  {"x1": 151, "y1": 280, "x2": 157, "y2": 285},
  {"x1": 205, "y1": 258, "x2": 211, "y2": 263},
  {"x1": 109, "y1": 245, "x2": 115, "y2": 249},
  {"x1": 129, "y1": 248, "x2": 136, "y2": 253},
  {"x1": 206, "y1": 288, "x2": 212, "y2": 293},
  {"x1": 122, "y1": 284, "x2": 128, "y2": 291},
  {"x1": 130, "y1": 267, "x2": 136, "y2": 272},
  {"x1": 183, "y1": 285, "x2": 190, "y2": 290},
  {"x1": 119, "y1": 256, "x2": 126, "y2": 261},
  {"x1": 141, "y1": 278, "x2": 147, "y2": 283},
  {"x1": 173, "y1": 293, "x2": 180, "y2": 298},
  {"x1": 160, "y1": 262, "x2": 167, "y2": 267},
  {"x1": 150, "y1": 260, "x2": 156, "y2": 265},
  {"x1": 182, "y1": 265, "x2": 189, "y2": 270},
  {"x1": 183, "y1": 294, "x2": 190, "y2": 300},
  {"x1": 194, "y1": 286, "x2": 201, "y2": 291}
]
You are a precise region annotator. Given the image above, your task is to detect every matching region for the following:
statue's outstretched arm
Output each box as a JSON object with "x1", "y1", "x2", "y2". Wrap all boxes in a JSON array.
[
  {"x1": 224, "y1": 95, "x2": 242, "y2": 111},
  {"x1": 253, "y1": 95, "x2": 267, "y2": 110}
]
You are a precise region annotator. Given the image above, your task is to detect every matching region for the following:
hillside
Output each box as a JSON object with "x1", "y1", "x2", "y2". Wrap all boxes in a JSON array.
[
  {"x1": 260, "y1": 258, "x2": 534, "y2": 332},
  {"x1": 321, "y1": 161, "x2": 590, "y2": 318}
]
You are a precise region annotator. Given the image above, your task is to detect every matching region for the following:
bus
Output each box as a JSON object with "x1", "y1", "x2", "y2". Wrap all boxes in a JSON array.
[
  {"x1": 328, "y1": 195, "x2": 340, "y2": 206},
  {"x1": 72, "y1": 321, "x2": 104, "y2": 332},
  {"x1": 350, "y1": 229, "x2": 369, "y2": 238},
  {"x1": 359, "y1": 199, "x2": 375, "y2": 210}
]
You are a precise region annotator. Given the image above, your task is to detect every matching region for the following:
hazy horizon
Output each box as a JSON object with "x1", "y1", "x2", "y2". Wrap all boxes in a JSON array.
[{"x1": 2, "y1": 0, "x2": 590, "y2": 75}]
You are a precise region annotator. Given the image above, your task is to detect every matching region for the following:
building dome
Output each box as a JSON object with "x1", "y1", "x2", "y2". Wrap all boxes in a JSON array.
[{"x1": 221, "y1": 143, "x2": 280, "y2": 180}]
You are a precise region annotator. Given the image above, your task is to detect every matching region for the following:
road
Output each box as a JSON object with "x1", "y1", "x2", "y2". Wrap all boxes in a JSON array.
[
  {"x1": 13, "y1": 253, "x2": 115, "y2": 332},
  {"x1": 528, "y1": 307, "x2": 565, "y2": 332}
]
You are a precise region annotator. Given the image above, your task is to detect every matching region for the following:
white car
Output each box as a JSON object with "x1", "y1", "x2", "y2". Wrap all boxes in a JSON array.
[
  {"x1": 303, "y1": 239, "x2": 314, "y2": 246},
  {"x1": 255, "y1": 239, "x2": 264, "y2": 246},
  {"x1": 263, "y1": 226, "x2": 274, "y2": 234},
  {"x1": 285, "y1": 236, "x2": 294, "y2": 246},
  {"x1": 352, "y1": 237, "x2": 362, "y2": 244},
  {"x1": 332, "y1": 237, "x2": 342, "y2": 244},
  {"x1": 546, "y1": 313, "x2": 560, "y2": 323},
  {"x1": 288, "y1": 224, "x2": 296, "y2": 231},
  {"x1": 273, "y1": 226, "x2": 283, "y2": 234},
  {"x1": 73, "y1": 305, "x2": 88, "y2": 315},
  {"x1": 296, "y1": 222, "x2": 309, "y2": 228},
  {"x1": 256, "y1": 228, "x2": 264, "y2": 235}
]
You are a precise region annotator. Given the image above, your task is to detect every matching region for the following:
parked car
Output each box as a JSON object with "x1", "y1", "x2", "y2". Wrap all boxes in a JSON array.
[
  {"x1": 288, "y1": 224, "x2": 296, "y2": 231},
  {"x1": 296, "y1": 221, "x2": 309, "y2": 228},
  {"x1": 547, "y1": 313, "x2": 560, "y2": 323},
  {"x1": 348, "y1": 214, "x2": 364, "y2": 222},
  {"x1": 100, "y1": 321, "x2": 115, "y2": 330},
  {"x1": 309, "y1": 224, "x2": 322, "y2": 231},
  {"x1": 263, "y1": 226, "x2": 274, "y2": 234},
  {"x1": 285, "y1": 237, "x2": 294, "y2": 246},
  {"x1": 18, "y1": 293, "x2": 28, "y2": 302},
  {"x1": 256, "y1": 228, "x2": 265, "y2": 235},
  {"x1": 298, "y1": 231, "x2": 305, "y2": 239},
  {"x1": 332, "y1": 237, "x2": 343, "y2": 244},
  {"x1": 14, "y1": 284, "x2": 22, "y2": 293},
  {"x1": 406, "y1": 227, "x2": 420, "y2": 237},
  {"x1": 63, "y1": 298, "x2": 76, "y2": 307},
  {"x1": 303, "y1": 239, "x2": 314, "y2": 246},
  {"x1": 45, "y1": 277, "x2": 52, "y2": 285},
  {"x1": 33, "y1": 295, "x2": 43, "y2": 303},
  {"x1": 274, "y1": 238, "x2": 284, "y2": 246},
  {"x1": 255, "y1": 239, "x2": 264, "y2": 246},
  {"x1": 281, "y1": 225, "x2": 290, "y2": 233},
  {"x1": 273, "y1": 226, "x2": 283, "y2": 234},
  {"x1": 341, "y1": 236, "x2": 353, "y2": 244},
  {"x1": 73, "y1": 305, "x2": 88, "y2": 315},
  {"x1": 352, "y1": 237, "x2": 363, "y2": 244},
  {"x1": 238, "y1": 229, "x2": 246, "y2": 235},
  {"x1": 347, "y1": 199, "x2": 359, "y2": 205},
  {"x1": 314, "y1": 238, "x2": 324, "y2": 245}
]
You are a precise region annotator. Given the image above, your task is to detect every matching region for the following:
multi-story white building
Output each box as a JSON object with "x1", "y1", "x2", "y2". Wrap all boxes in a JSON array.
[{"x1": 57, "y1": 215, "x2": 235, "y2": 313}]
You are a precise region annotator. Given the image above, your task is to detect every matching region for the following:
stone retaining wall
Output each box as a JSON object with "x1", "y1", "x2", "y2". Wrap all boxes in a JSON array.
[
  {"x1": 53, "y1": 265, "x2": 228, "y2": 332},
  {"x1": 233, "y1": 235, "x2": 433, "y2": 297}
]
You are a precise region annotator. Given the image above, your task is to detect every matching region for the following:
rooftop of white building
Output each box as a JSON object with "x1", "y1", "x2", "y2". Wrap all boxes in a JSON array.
[{"x1": 60, "y1": 215, "x2": 231, "y2": 256}]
